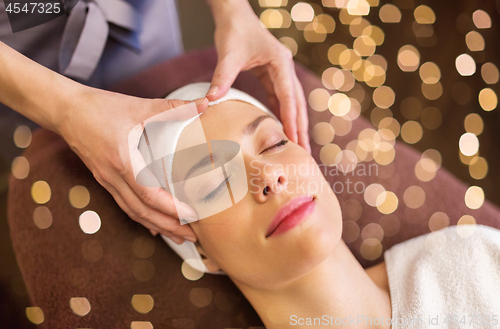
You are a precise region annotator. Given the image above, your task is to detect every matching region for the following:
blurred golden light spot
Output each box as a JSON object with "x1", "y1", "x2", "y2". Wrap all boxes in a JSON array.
[
  {"x1": 279, "y1": 36, "x2": 298, "y2": 56},
  {"x1": 397, "y1": 45, "x2": 420, "y2": 72},
  {"x1": 26, "y1": 307, "x2": 44, "y2": 325},
  {"x1": 365, "y1": 71, "x2": 386, "y2": 87},
  {"x1": 362, "y1": 25, "x2": 384, "y2": 45},
  {"x1": 314, "y1": 14, "x2": 336, "y2": 33},
  {"x1": 360, "y1": 238, "x2": 383, "y2": 260},
  {"x1": 419, "y1": 62, "x2": 441, "y2": 84},
  {"x1": 469, "y1": 157, "x2": 488, "y2": 180},
  {"x1": 70, "y1": 297, "x2": 91, "y2": 316},
  {"x1": 364, "y1": 183, "x2": 386, "y2": 207},
  {"x1": 379, "y1": 4, "x2": 401, "y2": 23},
  {"x1": 308, "y1": 88, "x2": 330, "y2": 111},
  {"x1": 412, "y1": 22, "x2": 434, "y2": 38},
  {"x1": 456, "y1": 215, "x2": 477, "y2": 237},
  {"x1": 304, "y1": 22, "x2": 327, "y2": 42},
  {"x1": 33, "y1": 206, "x2": 52, "y2": 229},
  {"x1": 343, "y1": 98, "x2": 361, "y2": 121},
  {"x1": 400, "y1": 96, "x2": 422, "y2": 120},
  {"x1": 464, "y1": 113, "x2": 484, "y2": 135},
  {"x1": 79, "y1": 210, "x2": 101, "y2": 234},
  {"x1": 291, "y1": 2, "x2": 314, "y2": 22},
  {"x1": 379, "y1": 214, "x2": 400, "y2": 237},
  {"x1": 69, "y1": 185, "x2": 90, "y2": 209},
  {"x1": 371, "y1": 107, "x2": 392, "y2": 127},
  {"x1": 312, "y1": 122, "x2": 335, "y2": 145},
  {"x1": 415, "y1": 160, "x2": 436, "y2": 182},
  {"x1": 349, "y1": 17, "x2": 370, "y2": 37},
  {"x1": 82, "y1": 240, "x2": 103, "y2": 262},
  {"x1": 342, "y1": 220, "x2": 360, "y2": 243},
  {"x1": 131, "y1": 321, "x2": 153, "y2": 329},
  {"x1": 133, "y1": 260, "x2": 155, "y2": 282},
  {"x1": 11, "y1": 156, "x2": 30, "y2": 179},
  {"x1": 190, "y1": 288, "x2": 213, "y2": 308},
  {"x1": 377, "y1": 128, "x2": 396, "y2": 144},
  {"x1": 425, "y1": 231, "x2": 447, "y2": 252},
  {"x1": 481, "y1": 62, "x2": 499, "y2": 84},
  {"x1": 403, "y1": 185, "x2": 425, "y2": 209},
  {"x1": 328, "y1": 93, "x2": 351, "y2": 116},
  {"x1": 428, "y1": 212, "x2": 450, "y2": 232},
  {"x1": 181, "y1": 260, "x2": 204, "y2": 281},
  {"x1": 459, "y1": 133, "x2": 479, "y2": 156},
  {"x1": 321, "y1": 68, "x2": 337, "y2": 90},
  {"x1": 260, "y1": 9, "x2": 286, "y2": 28},
  {"x1": 131, "y1": 294, "x2": 154, "y2": 314},
  {"x1": 328, "y1": 44, "x2": 348, "y2": 65},
  {"x1": 421, "y1": 107, "x2": 442, "y2": 130},
  {"x1": 378, "y1": 117, "x2": 400, "y2": 138},
  {"x1": 13, "y1": 125, "x2": 32, "y2": 148},
  {"x1": 341, "y1": 199, "x2": 363, "y2": 221},
  {"x1": 422, "y1": 149, "x2": 442, "y2": 169},
  {"x1": 339, "y1": 49, "x2": 361, "y2": 70},
  {"x1": 413, "y1": 5, "x2": 435, "y2": 24},
  {"x1": 353, "y1": 36, "x2": 376, "y2": 56},
  {"x1": 330, "y1": 116, "x2": 352, "y2": 136},
  {"x1": 133, "y1": 236, "x2": 156, "y2": 259},
  {"x1": 401, "y1": 121, "x2": 423, "y2": 144},
  {"x1": 465, "y1": 186, "x2": 484, "y2": 209},
  {"x1": 334, "y1": 150, "x2": 357, "y2": 173},
  {"x1": 347, "y1": 0, "x2": 370, "y2": 16},
  {"x1": 361, "y1": 223, "x2": 384, "y2": 242},
  {"x1": 455, "y1": 54, "x2": 476, "y2": 76},
  {"x1": 377, "y1": 191, "x2": 398, "y2": 214},
  {"x1": 421, "y1": 81, "x2": 443, "y2": 100},
  {"x1": 372, "y1": 86, "x2": 395, "y2": 109},
  {"x1": 459, "y1": 149, "x2": 479, "y2": 165},
  {"x1": 451, "y1": 82, "x2": 472, "y2": 105},
  {"x1": 338, "y1": 8, "x2": 359, "y2": 26},
  {"x1": 336, "y1": 70, "x2": 356, "y2": 91},
  {"x1": 373, "y1": 143, "x2": 395, "y2": 165},
  {"x1": 465, "y1": 31, "x2": 485, "y2": 52},
  {"x1": 478, "y1": 88, "x2": 497, "y2": 111},
  {"x1": 31, "y1": 181, "x2": 51, "y2": 204},
  {"x1": 366, "y1": 0, "x2": 379, "y2": 5},
  {"x1": 259, "y1": 0, "x2": 288, "y2": 7},
  {"x1": 472, "y1": 9, "x2": 491, "y2": 29},
  {"x1": 367, "y1": 54, "x2": 388, "y2": 71}
]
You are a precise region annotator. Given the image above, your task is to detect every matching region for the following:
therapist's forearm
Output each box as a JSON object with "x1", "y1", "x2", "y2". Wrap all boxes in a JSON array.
[
  {"x1": 205, "y1": 0, "x2": 257, "y2": 27},
  {"x1": 0, "y1": 41, "x2": 83, "y2": 133}
]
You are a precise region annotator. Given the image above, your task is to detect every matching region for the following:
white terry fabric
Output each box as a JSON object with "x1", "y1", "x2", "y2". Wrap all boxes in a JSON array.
[
  {"x1": 384, "y1": 224, "x2": 500, "y2": 328},
  {"x1": 137, "y1": 82, "x2": 280, "y2": 274}
]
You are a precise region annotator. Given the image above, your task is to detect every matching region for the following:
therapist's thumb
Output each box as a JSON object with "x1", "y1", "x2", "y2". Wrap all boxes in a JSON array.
[{"x1": 207, "y1": 55, "x2": 241, "y2": 101}]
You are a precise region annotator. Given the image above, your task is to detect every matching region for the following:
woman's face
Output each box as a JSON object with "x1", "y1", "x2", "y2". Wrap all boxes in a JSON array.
[{"x1": 172, "y1": 100, "x2": 342, "y2": 290}]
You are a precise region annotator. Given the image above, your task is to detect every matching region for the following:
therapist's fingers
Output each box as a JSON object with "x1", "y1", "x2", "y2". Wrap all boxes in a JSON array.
[
  {"x1": 267, "y1": 56, "x2": 298, "y2": 144},
  {"x1": 206, "y1": 54, "x2": 242, "y2": 101},
  {"x1": 293, "y1": 72, "x2": 311, "y2": 154}
]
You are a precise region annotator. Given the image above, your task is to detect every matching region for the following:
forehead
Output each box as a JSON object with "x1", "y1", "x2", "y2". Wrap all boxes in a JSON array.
[{"x1": 177, "y1": 100, "x2": 266, "y2": 149}]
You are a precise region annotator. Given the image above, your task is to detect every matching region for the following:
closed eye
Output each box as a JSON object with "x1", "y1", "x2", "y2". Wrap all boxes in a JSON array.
[
  {"x1": 203, "y1": 175, "x2": 231, "y2": 203},
  {"x1": 259, "y1": 139, "x2": 289, "y2": 155}
]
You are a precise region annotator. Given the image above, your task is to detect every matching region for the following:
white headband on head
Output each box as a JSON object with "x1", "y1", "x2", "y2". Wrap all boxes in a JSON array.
[{"x1": 137, "y1": 82, "x2": 280, "y2": 274}]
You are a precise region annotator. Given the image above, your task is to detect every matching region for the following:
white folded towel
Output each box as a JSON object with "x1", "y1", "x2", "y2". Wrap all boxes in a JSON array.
[{"x1": 384, "y1": 224, "x2": 500, "y2": 328}]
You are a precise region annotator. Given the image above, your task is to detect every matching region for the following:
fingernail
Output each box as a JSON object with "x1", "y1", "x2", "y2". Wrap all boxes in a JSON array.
[
  {"x1": 194, "y1": 97, "x2": 207, "y2": 106},
  {"x1": 170, "y1": 236, "x2": 184, "y2": 245},
  {"x1": 206, "y1": 85, "x2": 218, "y2": 96},
  {"x1": 177, "y1": 202, "x2": 199, "y2": 223},
  {"x1": 183, "y1": 236, "x2": 197, "y2": 243}
]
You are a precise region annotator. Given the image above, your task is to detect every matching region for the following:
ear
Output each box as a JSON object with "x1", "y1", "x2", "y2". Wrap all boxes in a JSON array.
[{"x1": 195, "y1": 241, "x2": 222, "y2": 272}]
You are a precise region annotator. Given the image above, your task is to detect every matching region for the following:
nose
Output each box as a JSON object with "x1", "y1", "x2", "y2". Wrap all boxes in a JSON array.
[{"x1": 250, "y1": 163, "x2": 288, "y2": 201}]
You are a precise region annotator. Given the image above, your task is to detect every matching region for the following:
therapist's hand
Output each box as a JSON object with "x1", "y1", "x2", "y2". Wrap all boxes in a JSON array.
[
  {"x1": 205, "y1": 0, "x2": 311, "y2": 154},
  {"x1": 57, "y1": 87, "x2": 209, "y2": 244}
]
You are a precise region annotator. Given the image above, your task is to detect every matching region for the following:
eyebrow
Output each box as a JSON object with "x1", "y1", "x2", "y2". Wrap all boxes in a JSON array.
[
  {"x1": 183, "y1": 114, "x2": 273, "y2": 181},
  {"x1": 243, "y1": 114, "x2": 273, "y2": 136}
]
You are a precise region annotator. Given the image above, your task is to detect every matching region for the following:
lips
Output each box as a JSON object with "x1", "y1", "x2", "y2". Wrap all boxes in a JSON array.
[{"x1": 266, "y1": 195, "x2": 315, "y2": 238}]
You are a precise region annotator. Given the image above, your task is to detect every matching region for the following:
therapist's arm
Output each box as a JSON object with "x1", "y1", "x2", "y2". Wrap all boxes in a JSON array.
[
  {"x1": 0, "y1": 41, "x2": 207, "y2": 243},
  {"x1": 204, "y1": 0, "x2": 311, "y2": 153}
]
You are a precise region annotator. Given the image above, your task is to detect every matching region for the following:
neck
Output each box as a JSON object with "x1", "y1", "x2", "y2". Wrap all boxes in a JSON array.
[{"x1": 234, "y1": 240, "x2": 392, "y2": 329}]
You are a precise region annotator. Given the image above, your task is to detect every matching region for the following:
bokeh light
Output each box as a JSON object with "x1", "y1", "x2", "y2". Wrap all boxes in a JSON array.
[
  {"x1": 472, "y1": 9, "x2": 491, "y2": 29},
  {"x1": 79, "y1": 210, "x2": 101, "y2": 234},
  {"x1": 414, "y1": 5, "x2": 436, "y2": 24},
  {"x1": 478, "y1": 88, "x2": 498, "y2": 111},
  {"x1": 459, "y1": 133, "x2": 479, "y2": 156},
  {"x1": 398, "y1": 45, "x2": 420, "y2": 72},
  {"x1": 455, "y1": 54, "x2": 476, "y2": 76},
  {"x1": 464, "y1": 186, "x2": 485, "y2": 209},
  {"x1": 481, "y1": 62, "x2": 499, "y2": 84},
  {"x1": 379, "y1": 4, "x2": 401, "y2": 23}
]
